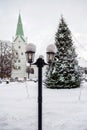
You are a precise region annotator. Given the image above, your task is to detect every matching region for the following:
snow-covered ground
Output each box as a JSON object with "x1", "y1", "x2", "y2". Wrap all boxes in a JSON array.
[{"x1": 0, "y1": 81, "x2": 87, "y2": 130}]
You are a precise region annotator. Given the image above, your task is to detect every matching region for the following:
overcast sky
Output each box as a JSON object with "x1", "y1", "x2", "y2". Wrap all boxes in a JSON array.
[{"x1": 0, "y1": 0, "x2": 87, "y2": 59}]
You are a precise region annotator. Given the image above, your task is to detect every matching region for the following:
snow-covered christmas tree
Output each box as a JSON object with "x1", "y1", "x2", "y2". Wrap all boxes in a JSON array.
[{"x1": 45, "y1": 16, "x2": 81, "y2": 88}]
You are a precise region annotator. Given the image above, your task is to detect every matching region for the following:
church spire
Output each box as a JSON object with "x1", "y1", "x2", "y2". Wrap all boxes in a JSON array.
[{"x1": 16, "y1": 13, "x2": 24, "y2": 36}]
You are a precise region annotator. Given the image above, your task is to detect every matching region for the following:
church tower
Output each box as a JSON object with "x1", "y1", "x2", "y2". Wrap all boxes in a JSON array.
[{"x1": 11, "y1": 13, "x2": 27, "y2": 79}]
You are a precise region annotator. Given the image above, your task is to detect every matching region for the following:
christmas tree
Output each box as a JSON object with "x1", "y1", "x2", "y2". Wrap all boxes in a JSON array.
[{"x1": 45, "y1": 16, "x2": 81, "y2": 88}]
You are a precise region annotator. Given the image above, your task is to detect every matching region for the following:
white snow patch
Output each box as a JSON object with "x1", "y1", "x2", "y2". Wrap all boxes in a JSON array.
[{"x1": 0, "y1": 81, "x2": 87, "y2": 130}]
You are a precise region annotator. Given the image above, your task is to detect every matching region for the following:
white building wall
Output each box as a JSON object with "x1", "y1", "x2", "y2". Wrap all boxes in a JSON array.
[
  {"x1": 11, "y1": 36, "x2": 27, "y2": 79},
  {"x1": 11, "y1": 36, "x2": 44, "y2": 80},
  {"x1": 11, "y1": 36, "x2": 47, "y2": 80}
]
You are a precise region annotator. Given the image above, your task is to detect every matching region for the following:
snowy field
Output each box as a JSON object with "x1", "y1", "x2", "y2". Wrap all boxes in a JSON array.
[{"x1": 0, "y1": 81, "x2": 87, "y2": 130}]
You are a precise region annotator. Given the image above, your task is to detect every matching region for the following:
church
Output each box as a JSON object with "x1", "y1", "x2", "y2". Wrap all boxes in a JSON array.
[{"x1": 11, "y1": 13, "x2": 37, "y2": 80}]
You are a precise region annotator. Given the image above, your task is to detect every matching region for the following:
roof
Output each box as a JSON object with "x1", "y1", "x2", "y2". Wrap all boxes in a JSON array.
[
  {"x1": 16, "y1": 13, "x2": 24, "y2": 36},
  {"x1": 14, "y1": 13, "x2": 25, "y2": 42}
]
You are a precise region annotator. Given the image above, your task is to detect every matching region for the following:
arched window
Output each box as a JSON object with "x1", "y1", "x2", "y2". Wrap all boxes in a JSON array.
[
  {"x1": 21, "y1": 52, "x2": 23, "y2": 55},
  {"x1": 18, "y1": 66, "x2": 21, "y2": 69},
  {"x1": 16, "y1": 52, "x2": 18, "y2": 55},
  {"x1": 18, "y1": 46, "x2": 21, "y2": 49},
  {"x1": 18, "y1": 60, "x2": 21, "y2": 63}
]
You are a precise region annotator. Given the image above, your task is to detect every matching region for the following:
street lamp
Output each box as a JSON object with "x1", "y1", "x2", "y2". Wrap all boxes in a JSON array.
[
  {"x1": 46, "y1": 44, "x2": 56, "y2": 64},
  {"x1": 25, "y1": 43, "x2": 56, "y2": 130},
  {"x1": 25, "y1": 43, "x2": 36, "y2": 64}
]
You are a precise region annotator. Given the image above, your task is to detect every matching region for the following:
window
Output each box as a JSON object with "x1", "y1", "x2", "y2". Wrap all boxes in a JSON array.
[
  {"x1": 18, "y1": 60, "x2": 21, "y2": 63},
  {"x1": 15, "y1": 77, "x2": 18, "y2": 81},
  {"x1": 18, "y1": 40, "x2": 21, "y2": 43},
  {"x1": 24, "y1": 77, "x2": 26, "y2": 81},
  {"x1": 21, "y1": 52, "x2": 23, "y2": 55},
  {"x1": 16, "y1": 52, "x2": 18, "y2": 55},
  {"x1": 18, "y1": 66, "x2": 21, "y2": 69}
]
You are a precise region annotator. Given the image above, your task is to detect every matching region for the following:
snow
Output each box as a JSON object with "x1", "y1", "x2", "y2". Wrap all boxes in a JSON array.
[
  {"x1": 78, "y1": 57, "x2": 87, "y2": 67},
  {"x1": 46, "y1": 44, "x2": 57, "y2": 53},
  {"x1": 25, "y1": 43, "x2": 36, "y2": 53},
  {"x1": 0, "y1": 81, "x2": 87, "y2": 130}
]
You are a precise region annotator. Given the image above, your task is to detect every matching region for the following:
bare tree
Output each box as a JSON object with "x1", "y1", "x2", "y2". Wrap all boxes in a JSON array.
[{"x1": 0, "y1": 40, "x2": 13, "y2": 79}]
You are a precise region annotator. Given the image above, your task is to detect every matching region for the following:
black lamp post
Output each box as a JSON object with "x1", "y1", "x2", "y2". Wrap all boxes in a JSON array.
[
  {"x1": 26, "y1": 66, "x2": 31, "y2": 79},
  {"x1": 25, "y1": 43, "x2": 56, "y2": 130}
]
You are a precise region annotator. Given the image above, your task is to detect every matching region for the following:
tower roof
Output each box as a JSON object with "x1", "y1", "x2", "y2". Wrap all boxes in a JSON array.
[{"x1": 16, "y1": 13, "x2": 24, "y2": 36}]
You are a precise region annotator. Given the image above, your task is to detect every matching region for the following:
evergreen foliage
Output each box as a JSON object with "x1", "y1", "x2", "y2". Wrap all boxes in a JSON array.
[{"x1": 45, "y1": 16, "x2": 81, "y2": 88}]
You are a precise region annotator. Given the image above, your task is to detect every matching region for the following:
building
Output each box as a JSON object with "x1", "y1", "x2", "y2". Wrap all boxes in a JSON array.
[
  {"x1": 11, "y1": 13, "x2": 46, "y2": 80},
  {"x1": 11, "y1": 14, "x2": 26, "y2": 79},
  {"x1": 11, "y1": 13, "x2": 28, "y2": 80}
]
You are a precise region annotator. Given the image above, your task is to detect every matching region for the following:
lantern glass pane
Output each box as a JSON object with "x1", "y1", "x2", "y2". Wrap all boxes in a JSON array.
[
  {"x1": 28, "y1": 52, "x2": 35, "y2": 63},
  {"x1": 47, "y1": 53, "x2": 54, "y2": 64}
]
